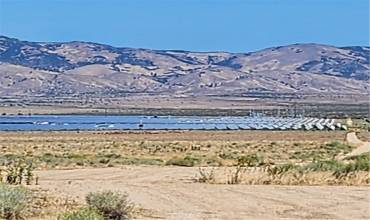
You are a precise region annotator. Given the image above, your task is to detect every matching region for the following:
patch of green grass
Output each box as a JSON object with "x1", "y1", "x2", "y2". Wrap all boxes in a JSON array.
[
  {"x1": 303, "y1": 159, "x2": 346, "y2": 172},
  {"x1": 322, "y1": 141, "x2": 352, "y2": 156},
  {"x1": 280, "y1": 153, "x2": 370, "y2": 175}
]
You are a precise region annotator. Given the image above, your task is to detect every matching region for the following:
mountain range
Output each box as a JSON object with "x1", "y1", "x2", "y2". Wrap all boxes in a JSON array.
[{"x1": 0, "y1": 35, "x2": 369, "y2": 100}]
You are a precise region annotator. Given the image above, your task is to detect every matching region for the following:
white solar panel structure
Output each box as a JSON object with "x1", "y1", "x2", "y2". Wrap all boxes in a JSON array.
[{"x1": 133, "y1": 116, "x2": 342, "y2": 131}]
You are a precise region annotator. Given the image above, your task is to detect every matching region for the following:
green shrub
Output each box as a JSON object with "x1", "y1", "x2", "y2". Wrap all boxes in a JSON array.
[
  {"x1": 0, "y1": 184, "x2": 30, "y2": 220},
  {"x1": 237, "y1": 154, "x2": 264, "y2": 167},
  {"x1": 86, "y1": 191, "x2": 133, "y2": 220},
  {"x1": 352, "y1": 153, "x2": 370, "y2": 171},
  {"x1": 165, "y1": 155, "x2": 200, "y2": 167},
  {"x1": 58, "y1": 208, "x2": 104, "y2": 220}
]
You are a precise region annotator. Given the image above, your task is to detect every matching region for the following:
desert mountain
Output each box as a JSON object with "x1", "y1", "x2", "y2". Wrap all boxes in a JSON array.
[{"x1": 0, "y1": 35, "x2": 369, "y2": 98}]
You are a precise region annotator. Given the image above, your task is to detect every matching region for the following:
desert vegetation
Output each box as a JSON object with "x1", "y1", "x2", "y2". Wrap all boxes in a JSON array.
[
  {"x1": 0, "y1": 184, "x2": 30, "y2": 220},
  {"x1": 0, "y1": 132, "x2": 370, "y2": 185},
  {"x1": 0, "y1": 130, "x2": 369, "y2": 219},
  {"x1": 194, "y1": 153, "x2": 370, "y2": 185},
  {"x1": 0, "y1": 139, "x2": 355, "y2": 169},
  {"x1": 57, "y1": 190, "x2": 133, "y2": 220},
  {"x1": 58, "y1": 208, "x2": 104, "y2": 220},
  {"x1": 0, "y1": 131, "x2": 360, "y2": 169},
  {"x1": 0, "y1": 159, "x2": 37, "y2": 185},
  {"x1": 0, "y1": 181, "x2": 133, "y2": 220},
  {"x1": 1, "y1": 131, "x2": 368, "y2": 186}
]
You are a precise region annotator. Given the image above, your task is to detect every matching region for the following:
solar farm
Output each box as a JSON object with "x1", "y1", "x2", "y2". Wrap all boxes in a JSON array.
[
  {"x1": 136, "y1": 116, "x2": 346, "y2": 131},
  {"x1": 0, "y1": 115, "x2": 347, "y2": 131}
]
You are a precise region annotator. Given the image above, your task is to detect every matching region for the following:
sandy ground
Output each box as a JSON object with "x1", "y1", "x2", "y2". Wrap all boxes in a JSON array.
[
  {"x1": 0, "y1": 130, "x2": 350, "y2": 142},
  {"x1": 343, "y1": 132, "x2": 370, "y2": 158},
  {"x1": 34, "y1": 166, "x2": 370, "y2": 220}
]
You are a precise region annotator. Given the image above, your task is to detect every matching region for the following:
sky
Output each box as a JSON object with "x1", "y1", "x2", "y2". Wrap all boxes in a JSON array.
[{"x1": 0, "y1": 0, "x2": 369, "y2": 52}]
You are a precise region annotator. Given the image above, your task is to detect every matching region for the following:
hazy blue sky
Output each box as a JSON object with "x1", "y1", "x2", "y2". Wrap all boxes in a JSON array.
[{"x1": 0, "y1": 0, "x2": 368, "y2": 52}]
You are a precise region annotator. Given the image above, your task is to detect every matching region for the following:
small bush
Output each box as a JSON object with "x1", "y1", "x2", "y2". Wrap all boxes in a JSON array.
[
  {"x1": 58, "y1": 208, "x2": 104, "y2": 220},
  {"x1": 0, "y1": 184, "x2": 30, "y2": 220},
  {"x1": 86, "y1": 191, "x2": 133, "y2": 220},
  {"x1": 165, "y1": 155, "x2": 200, "y2": 167},
  {"x1": 227, "y1": 165, "x2": 245, "y2": 184},
  {"x1": 237, "y1": 154, "x2": 265, "y2": 167},
  {"x1": 1, "y1": 159, "x2": 35, "y2": 185},
  {"x1": 196, "y1": 167, "x2": 215, "y2": 183}
]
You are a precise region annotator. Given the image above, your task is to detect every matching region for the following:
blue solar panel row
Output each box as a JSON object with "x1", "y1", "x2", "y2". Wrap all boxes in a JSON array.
[{"x1": 0, "y1": 115, "x2": 344, "y2": 131}]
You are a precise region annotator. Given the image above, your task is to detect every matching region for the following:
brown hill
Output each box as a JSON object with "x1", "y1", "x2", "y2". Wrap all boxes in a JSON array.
[{"x1": 0, "y1": 36, "x2": 368, "y2": 100}]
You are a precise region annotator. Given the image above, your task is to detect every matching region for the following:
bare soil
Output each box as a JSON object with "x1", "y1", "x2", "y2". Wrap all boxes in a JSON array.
[
  {"x1": 33, "y1": 166, "x2": 370, "y2": 220},
  {"x1": 2, "y1": 130, "x2": 369, "y2": 219},
  {"x1": 0, "y1": 130, "x2": 350, "y2": 142}
]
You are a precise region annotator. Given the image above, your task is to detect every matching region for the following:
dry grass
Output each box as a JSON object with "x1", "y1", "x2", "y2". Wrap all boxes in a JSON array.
[
  {"x1": 194, "y1": 153, "x2": 370, "y2": 186},
  {"x1": 1, "y1": 130, "x2": 368, "y2": 186},
  {"x1": 194, "y1": 168, "x2": 370, "y2": 186},
  {"x1": 1, "y1": 130, "x2": 369, "y2": 219},
  {"x1": 0, "y1": 131, "x2": 360, "y2": 169}
]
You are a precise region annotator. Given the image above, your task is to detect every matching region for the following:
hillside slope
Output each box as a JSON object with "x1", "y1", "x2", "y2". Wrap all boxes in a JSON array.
[{"x1": 0, "y1": 36, "x2": 369, "y2": 98}]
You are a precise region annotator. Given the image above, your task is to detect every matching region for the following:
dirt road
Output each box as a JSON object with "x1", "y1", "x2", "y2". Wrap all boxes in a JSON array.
[
  {"x1": 343, "y1": 132, "x2": 370, "y2": 158},
  {"x1": 34, "y1": 166, "x2": 370, "y2": 220}
]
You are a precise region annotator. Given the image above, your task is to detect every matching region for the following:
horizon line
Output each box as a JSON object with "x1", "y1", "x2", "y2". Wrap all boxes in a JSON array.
[{"x1": 1, "y1": 34, "x2": 369, "y2": 54}]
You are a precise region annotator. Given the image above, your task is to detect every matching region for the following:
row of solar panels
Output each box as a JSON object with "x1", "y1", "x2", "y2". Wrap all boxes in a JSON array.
[
  {"x1": 130, "y1": 117, "x2": 346, "y2": 131},
  {"x1": 0, "y1": 116, "x2": 346, "y2": 131}
]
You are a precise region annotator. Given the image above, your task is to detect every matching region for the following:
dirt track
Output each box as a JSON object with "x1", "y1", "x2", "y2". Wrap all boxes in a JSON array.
[
  {"x1": 34, "y1": 166, "x2": 370, "y2": 220},
  {"x1": 344, "y1": 132, "x2": 370, "y2": 158}
]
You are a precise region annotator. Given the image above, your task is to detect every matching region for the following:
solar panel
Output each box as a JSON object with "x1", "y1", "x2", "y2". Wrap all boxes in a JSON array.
[
  {"x1": 315, "y1": 123, "x2": 324, "y2": 130},
  {"x1": 238, "y1": 124, "x2": 250, "y2": 129},
  {"x1": 227, "y1": 124, "x2": 239, "y2": 130},
  {"x1": 216, "y1": 124, "x2": 228, "y2": 130}
]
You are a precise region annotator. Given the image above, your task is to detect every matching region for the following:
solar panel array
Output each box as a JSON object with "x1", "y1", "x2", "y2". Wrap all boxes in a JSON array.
[
  {"x1": 0, "y1": 115, "x2": 347, "y2": 131},
  {"x1": 161, "y1": 117, "x2": 346, "y2": 131}
]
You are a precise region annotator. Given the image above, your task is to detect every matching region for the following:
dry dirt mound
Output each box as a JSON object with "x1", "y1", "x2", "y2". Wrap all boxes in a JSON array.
[{"x1": 32, "y1": 167, "x2": 370, "y2": 220}]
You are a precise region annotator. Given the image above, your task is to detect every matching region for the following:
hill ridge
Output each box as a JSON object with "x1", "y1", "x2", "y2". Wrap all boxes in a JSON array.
[{"x1": 0, "y1": 35, "x2": 369, "y2": 98}]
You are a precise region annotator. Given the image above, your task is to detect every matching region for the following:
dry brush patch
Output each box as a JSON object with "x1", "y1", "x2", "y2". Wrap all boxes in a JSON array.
[
  {"x1": 1, "y1": 131, "x2": 368, "y2": 219},
  {"x1": 0, "y1": 184, "x2": 80, "y2": 220},
  {"x1": 0, "y1": 131, "x2": 357, "y2": 169},
  {"x1": 194, "y1": 153, "x2": 370, "y2": 185},
  {"x1": 0, "y1": 183, "x2": 137, "y2": 220}
]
